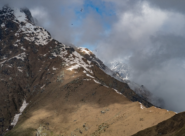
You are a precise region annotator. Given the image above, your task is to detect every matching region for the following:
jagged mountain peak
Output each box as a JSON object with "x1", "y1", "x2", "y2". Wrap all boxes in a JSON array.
[
  {"x1": 0, "y1": 5, "x2": 14, "y2": 23},
  {"x1": 0, "y1": 5, "x2": 52, "y2": 47},
  {"x1": 0, "y1": 5, "x2": 34, "y2": 24}
]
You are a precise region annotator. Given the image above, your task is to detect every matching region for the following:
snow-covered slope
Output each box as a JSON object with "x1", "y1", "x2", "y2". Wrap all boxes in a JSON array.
[
  {"x1": 77, "y1": 48, "x2": 126, "y2": 82},
  {"x1": 0, "y1": 6, "x2": 52, "y2": 46}
]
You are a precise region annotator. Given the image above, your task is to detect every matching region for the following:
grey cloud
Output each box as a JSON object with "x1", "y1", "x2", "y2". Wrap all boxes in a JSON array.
[
  {"x1": 130, "y1": 59, "x2": 185, "y2": 112},
  {"x1": 96, "y1": 1, "x2": 185, "y2": 112},
  {"x1": 146, "y1": 0, "x2": 185, "y2": 14},
  {"x1": 0, "y1": 0, "x2": 108, "y2": 45},
  {"x1": 108, "y1": 0, "x2": 185, "y2": 14},
  {"x1": 1, "y1": 0, "x2": 185, "y2": 112},
  {"x1": 129, "y1": 34, "x2": 185, "y2": 73},
  {"x1": 0, "y1": 0, "x2": 83, "y2": 42}
]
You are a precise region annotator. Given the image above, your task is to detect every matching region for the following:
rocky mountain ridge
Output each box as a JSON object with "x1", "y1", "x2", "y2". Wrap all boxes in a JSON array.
[{"x1": 0, "y1": 6, "x2": 175, "y2": 136}]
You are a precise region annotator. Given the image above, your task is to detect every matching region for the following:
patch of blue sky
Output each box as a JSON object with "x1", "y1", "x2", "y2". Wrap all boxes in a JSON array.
[
  {"x1": 72, "y1": 0, "x2": 116, "y2": 27},
  {"x1": 81, "y1": 43, "x2": 96, "y2": 51},
  {"x1": 83, "y1": 0, "x2": 116, "y2": 16},
  {"x1": 73, "y1": 36, "x2": 97, "y2": 51},
  {"x1": 68, "y1": 0, "x2": 116, "y2": 48}
]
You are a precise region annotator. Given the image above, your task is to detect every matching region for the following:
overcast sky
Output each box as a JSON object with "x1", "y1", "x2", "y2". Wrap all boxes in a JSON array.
[{"x1": 1, "y1": 0, "x2": 185, "y2": 112}]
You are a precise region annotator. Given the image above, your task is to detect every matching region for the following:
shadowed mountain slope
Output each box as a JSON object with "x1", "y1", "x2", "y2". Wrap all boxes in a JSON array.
[{"x1": 133, "y1": 112, "x2": 185, "y2": 136}]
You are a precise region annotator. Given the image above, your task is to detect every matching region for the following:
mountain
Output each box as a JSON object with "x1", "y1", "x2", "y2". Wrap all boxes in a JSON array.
[
  {"x1": 0, "y1": 6, "x2": 175, "y2": 136},
  {"x1": 133, "y1": 112, "x2": 185, "y2": 136}
]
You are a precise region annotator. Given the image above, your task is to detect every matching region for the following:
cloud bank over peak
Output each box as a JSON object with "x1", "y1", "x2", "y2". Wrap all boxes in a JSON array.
[{"x1": 96, "y1": 1, "x2": 185, "y2": 112}]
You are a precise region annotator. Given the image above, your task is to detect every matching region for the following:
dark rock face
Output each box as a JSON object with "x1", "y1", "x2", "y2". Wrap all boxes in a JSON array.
[
  {"x1": 0, "y1": 6, "x2": 36, "y2": 135},
  {"x1": 0, "y1": 5, "x2": 64, "y2": 134},
  {"x1": 0, "y1": 118, "x2": 4, "y2": 122},
  {"x1": 65, "y1": 47, "x2": 75, "y2": 53},
  {"x1": 0, "y1": 29, "x2": 3, "y2": 40},
  {"x1": 5, "y1": 20, "x2": 18, "y2": 30},
  {"x1": 0, "y1": 6, "x2": 14, "y2": 22}
]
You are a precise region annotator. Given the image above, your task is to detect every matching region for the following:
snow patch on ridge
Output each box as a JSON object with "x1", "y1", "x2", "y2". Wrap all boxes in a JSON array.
[
  {"x1": 62, "y1": 50, "x2": 93, "y2": 73},
  {"x1": 0, "y1": 52, "x2": 26, "y2": 66},
  {"x1": 11, "y1": 100, "x2": 28, "y2": 126},
  {"x1": 78, "y1": 47, "x2": 92, "y2": 55},
  {"x1": 84, "y1": 79, "x2": 91, "y2": 81},
  {"x1": 17, "y1": 67, "x2": 23, "y2": 72},
  {"x1": 13, "y1": 43, "x2": 18, "y2": 47},
  {"x1": 67, "y1": 64, "x2": 80, "y2": 71},
  {"x1": 86, "y1": 73, "x2": 94, "y2": 78},
  {"x1": 139, "y1": 102, "x2": 145, "y2": 109},
  {"x1": 50, "y1": 46, "x2": 93, "y2": 74},
  {"x1": 94, "y1": 79, "x2": 101, "y2": 84},
  {"x1": 21, "y1": 46, "x2": 26, "y2": 51},
  {"x1": 40, "y1": 84, "x2": 45, "y2": 89},
  {"x1": 13, "y1": 8, "x2": 52, "y2": 46},
  {"x1": 14, "y1": 52, "x2": 26, "y2": 61},
  {"x1": 52, "y1": 67, "x2": 57, "y2": 71},
  {"x1": 113, "y1": 88, "x2": 122, "y2": 95},
  {"x1": 1, "y1": 23, "x2": 5, "y2": 28}
]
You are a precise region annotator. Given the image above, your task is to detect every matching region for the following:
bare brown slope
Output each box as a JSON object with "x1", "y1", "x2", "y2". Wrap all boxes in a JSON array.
[
  {"x1": 91, "y1": 65, "x2": 152, "y2": 108},
  {"x1": 132, "y1": 112, "x2": 185, "y2": 136},
  {"x1": 4, "y1": 67, "x2": 175, "y2": 136}
]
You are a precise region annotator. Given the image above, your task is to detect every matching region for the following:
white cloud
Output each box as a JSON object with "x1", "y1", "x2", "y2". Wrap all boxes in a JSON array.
[
  {"x1": 30, "y1": 7, "x2": 48, "y2": 20},
  {"x1": 115, "y1": 3, "x2": 167, "y2": 42},
  {"x1": 30, "y1": 7, "x2": 50, "y2": 26},
  {"x1": 95, "y1": 1, "x2": 185, "y2": 112}
]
